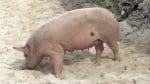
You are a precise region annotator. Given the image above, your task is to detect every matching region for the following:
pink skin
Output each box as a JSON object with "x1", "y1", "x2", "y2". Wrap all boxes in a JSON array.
[{"x1": 13, "y1": 7, "x2": 119, "y2": 79}]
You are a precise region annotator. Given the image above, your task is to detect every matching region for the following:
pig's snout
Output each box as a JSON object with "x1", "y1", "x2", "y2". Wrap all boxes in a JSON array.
[{"x1": 22, "y1": 65, "x2": 34, "y2": 70}]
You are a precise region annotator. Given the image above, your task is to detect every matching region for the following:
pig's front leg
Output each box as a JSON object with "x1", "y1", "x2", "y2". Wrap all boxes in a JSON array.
[
  {"x1": 51, "y1": 52, "x2": 64, "y2": 79},
  {"x1": 47, "y1": 44, "x2": 65, "y2": 79}
]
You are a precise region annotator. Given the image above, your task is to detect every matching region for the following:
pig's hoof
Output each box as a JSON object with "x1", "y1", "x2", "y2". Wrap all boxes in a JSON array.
[
  {"x1": 94, "y1": 60, "x2": 98, "y2": 64},
  {"x1": 56, "y1": 75, "x2": 64, "y2": 80},
  {"x1": 22, "y1": 65, "x2": 28, "y2": 70},
  {"x1": 93, "y1": 60, "x2": 101, "y2": 66},
  {"x1": 22, "y1": 65, "x2": 34, "y2": 70},
  {"x1": 113, "y1": 57, "x2": 121, "y2": 61}
]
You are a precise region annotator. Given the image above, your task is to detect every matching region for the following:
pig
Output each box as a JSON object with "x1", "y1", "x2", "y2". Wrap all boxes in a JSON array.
[{"x1": 13, "y1": 7, "x2": 119, "y2": 79}]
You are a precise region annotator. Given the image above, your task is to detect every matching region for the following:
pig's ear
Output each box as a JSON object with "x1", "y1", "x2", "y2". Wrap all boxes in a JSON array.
[{"x1": 13, "y1": 45, "x2": 29, "y2": 53}]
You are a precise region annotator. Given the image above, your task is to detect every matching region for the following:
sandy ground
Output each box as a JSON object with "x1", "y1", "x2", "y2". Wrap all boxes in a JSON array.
[{"x1": 0, "y1": 0, "x2": 150, "y2": 84}]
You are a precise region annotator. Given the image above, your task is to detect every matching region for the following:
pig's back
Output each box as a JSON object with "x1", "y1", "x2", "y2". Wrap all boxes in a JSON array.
[{"x1": 37, "y1": 8, "x2": 90, "y2": 41}]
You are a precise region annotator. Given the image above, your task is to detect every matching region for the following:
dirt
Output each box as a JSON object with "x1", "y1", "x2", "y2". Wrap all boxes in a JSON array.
[{"x1": 0, "y1": 0, "x2": 150, "y2": 84}]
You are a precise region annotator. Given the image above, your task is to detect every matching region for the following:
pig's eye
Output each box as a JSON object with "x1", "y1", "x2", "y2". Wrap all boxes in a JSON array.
[{"x1": 24, "y1": 54, "x2": 28, "y2": 57}]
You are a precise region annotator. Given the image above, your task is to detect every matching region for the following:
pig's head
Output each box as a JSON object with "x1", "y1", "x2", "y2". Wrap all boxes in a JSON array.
[{"x1": 13, "y1": 45, "x2": 32, "y2": 69}]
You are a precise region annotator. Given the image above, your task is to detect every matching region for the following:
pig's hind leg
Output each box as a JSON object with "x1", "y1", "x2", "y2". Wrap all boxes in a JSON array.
[
  {"x1": 94, "y1": 40, "x2": 104, "y2": 63},
  {"x1": 106, "y1": 41, "x2": 119, "y2": 61}
]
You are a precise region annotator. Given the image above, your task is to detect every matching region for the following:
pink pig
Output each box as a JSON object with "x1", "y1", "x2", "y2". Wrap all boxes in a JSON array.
[{"x1": 14, "y1": 7, "x2": 119, "y2": 78}]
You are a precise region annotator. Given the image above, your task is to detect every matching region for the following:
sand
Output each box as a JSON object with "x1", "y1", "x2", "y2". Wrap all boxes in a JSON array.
[{"x1": 0, "y1": 0, "x2": 150, "y2": 84}]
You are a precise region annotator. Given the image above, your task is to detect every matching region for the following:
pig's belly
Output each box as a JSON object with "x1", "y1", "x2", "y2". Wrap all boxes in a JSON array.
[
  {"x1": 60, "y1": 26, "x2": 100, "y2": 51},
  {"x1": 62, "y1": 32, "x2": 99, "y2": 51},
  {"x1": 64, "y1": 40, "x2": 95, "y2": 51},
  {"x1": 72, "y1": 41, "x2": 94, "y2": 50}
]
